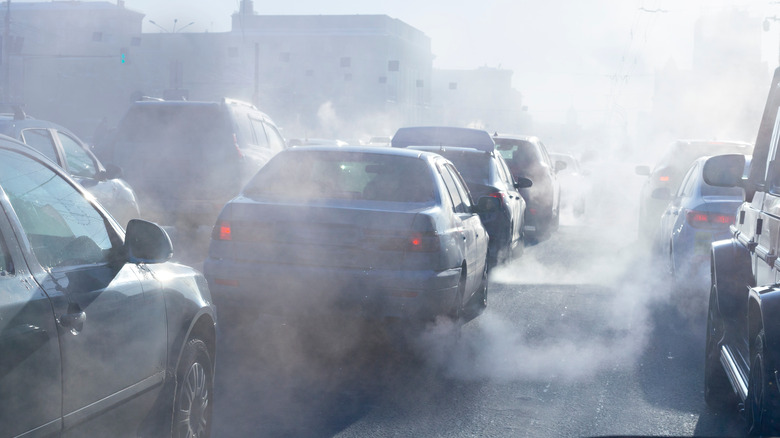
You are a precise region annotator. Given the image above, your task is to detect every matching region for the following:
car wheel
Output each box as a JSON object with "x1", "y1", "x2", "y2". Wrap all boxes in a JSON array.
[
  {"x1": 747, "y1": 329, "x2": 779, "y2": 436},
  {"x1": 704, "y1": 287, "x2": 736, "y2": 410},
  {"x1": 173, "y1": 338, "x2": 214, "y2": 438}
]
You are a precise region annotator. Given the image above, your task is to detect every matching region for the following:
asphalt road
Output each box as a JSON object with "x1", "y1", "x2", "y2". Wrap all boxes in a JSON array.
[{"x1": 210, "y1": 220, "x2": 747, "y2": 438}]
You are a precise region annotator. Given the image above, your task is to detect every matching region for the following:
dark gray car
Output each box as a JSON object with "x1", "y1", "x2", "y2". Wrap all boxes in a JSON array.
[{"x1": 0, "y1": 135, "x2": 216, "y2": 437}]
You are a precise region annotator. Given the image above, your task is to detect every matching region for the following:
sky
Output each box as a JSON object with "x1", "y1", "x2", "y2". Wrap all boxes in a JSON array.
[{"x1": 19, "y1": 0, "x2": 780, "y2": 126}]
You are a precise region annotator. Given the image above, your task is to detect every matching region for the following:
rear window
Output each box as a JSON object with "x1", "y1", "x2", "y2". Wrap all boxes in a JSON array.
[
  {"x1": 244, "y1": 151, "x2": 435, "y2": 203},
  {"x1": 117, "y1": 104, "x2": 231, "y2": 155},
  {"x1": 433, "y1": 151, "x2": 491, "y2": 184},
  {"x1": 495, "y1": 139, "x2": 542, "y2": 166}
]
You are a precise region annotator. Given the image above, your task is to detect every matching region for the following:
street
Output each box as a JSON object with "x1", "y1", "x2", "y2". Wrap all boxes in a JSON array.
[{"x1": 210, "y1": 216, "x2": 746, "y2": 437}]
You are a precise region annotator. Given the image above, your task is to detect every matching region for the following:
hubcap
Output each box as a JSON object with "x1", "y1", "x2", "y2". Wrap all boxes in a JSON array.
[{"x1": 176, "y1": 362, "x2": 210, "y2": 438}]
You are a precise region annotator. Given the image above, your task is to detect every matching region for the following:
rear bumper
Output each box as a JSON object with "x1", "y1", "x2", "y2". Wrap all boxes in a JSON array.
[{"x1": 203, "y1": 258, "x2": 461, "y2": 323}]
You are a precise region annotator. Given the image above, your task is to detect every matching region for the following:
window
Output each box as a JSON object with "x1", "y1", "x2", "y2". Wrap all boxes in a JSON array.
[
  {"x1": 92, "y1": 32, "x2": 103, "y2": 42},
  {"x1": 21, "y1": 129, "x2": 59, "y2": 163},
  {"x1": 249, "y1": 118, "x2": 270, "y2": 149},
  {"x1": 228, "y1": 47, "x2": 239, "y2": 58},
  {"x1": 388, "y1": 60, "x2": 400, "y2": 72},
  {"x1": 449, "y1": 82, "x2": 458, "y2": 90},
  {"x1": 263, "y1": 122, "x2": 286, "y2": 153},
  {"x1": 446, "y1": 164, "x2": 474, "y2": 209},
  {"x1": 0, "y1": 150, "x2": 116, "y2": 268},
  {"x1": 378, "y1": 76, "x2": 387, "y2": 84},
  {"x1": 305, "y1": 69, "x2": 314, "y2": 77},
  {"x1": 416, "y1": 80, "x2": 424, "y2": 88},
  {"x1": 340, "y1": 57, "x2": 351, "y2": 68},
  {"x1": 57, "y1": 132, "x2": 97, "y2": 179},
  {"x1": 131, "y1": 37, "x2": 142, "y2": 46},
  {"x1": 279, "y1": 52, "x2": 290, "y2": 62},
  {"x1": 439, "y1": 163, "x2": 467, "y2": 213},
  {"x1": 344, "y1": 73, "x2": 352, "y2": 81}
]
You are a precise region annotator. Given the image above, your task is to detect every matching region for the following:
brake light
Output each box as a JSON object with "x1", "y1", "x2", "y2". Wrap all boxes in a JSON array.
[
  {"x1": 686, "y1": 210, "x2": 735, "y2": 229},
  {"x1": 659, "y1": 175, "x2": 670, "y2": 182},
  {"x1": 408, "y1": 231, "x2": 440, "y2": 252},
  {"x1": 216, "y1": 221, "x2": 232, "y2": 240},
  {"x1": 488, "y1": 192, "x2": 508, "y2": 208},
  {"x1": 233, "y1": 133, "x2": 244, "y2": 158}
]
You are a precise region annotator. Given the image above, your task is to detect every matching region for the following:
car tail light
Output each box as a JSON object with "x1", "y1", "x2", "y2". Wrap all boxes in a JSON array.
[
  {"x1": 528, "y1": 208, "x2": 537, "y2": 216},
  {"x1": 659, "y1": 175, "x2": 670, "y2": 182},
  {"x1": 407, "y1": 231, "x2": 440, "y2": 252},
  {"x1": 233, "y1": 133, "x2": 244, "y2": 158},
  {"x1": 488, "y1": 192, "x2": 508, "y2": 208},
  {"x1": 685, "y1": 210, "x2": 734, "y2": 229},
  {"x1": 215, "y1": 221, "x2": 232, "y2": 240}
]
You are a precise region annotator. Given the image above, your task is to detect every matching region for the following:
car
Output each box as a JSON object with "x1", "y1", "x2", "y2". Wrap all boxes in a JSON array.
[
  {"x1": 101, "y1": 98, "x2": 286, "y2": 235},
  {"x1": 287, "y1": 137, "x2": 350, "y2": 147},
  {"x1": 703, "y1": 67, "x2": 780, "y2": 435},
  {"x1": 492, "y1": 134, "x2": 565, "y2": 242},
  {"x1": 635, "y1": 139, "x2": 753, "y2": 242},
  {"x1": 550, "y1": 152, "x2": 587, "y2": 217},
  {"x1": 653, "y1": 155, "x2": 750, "y2": 292},
  {"x1": 0, "y1": 134, "x2": 216, "y2": 437},
  {"x1": 390, "y1": 126, "x2": 531, "y2": 268},
  {"x1": 204, "y1": 145, "x2": 491, "y2": 328},
  {"x1": 0, "y1": 108, "x2": 140, "y2": 226}
]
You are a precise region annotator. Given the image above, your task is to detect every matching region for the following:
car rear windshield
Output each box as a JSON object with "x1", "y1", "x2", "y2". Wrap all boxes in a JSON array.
[
  {"x1": 432, "y1": 151, "x2": 491, "y2": 184},
  {"x1": 244, "y1": 151, "x2": 436, "y2": 203},
  {"x1": 117, "y1": 104, "x2": 231, "y2": 154},
  {"x1": 495, "y1": 139, "x2": 542, "y2": 166}
]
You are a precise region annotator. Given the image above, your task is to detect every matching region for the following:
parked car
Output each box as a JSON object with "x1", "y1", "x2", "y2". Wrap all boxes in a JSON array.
[
  {"x1": 204, "y1": 146, "x2": 491, "y2": 328},
  {"x1": 493, "y1": 134, "x2": 565, "y2": 242},
  {"x1": 635, "y1": 139, "x2": 752, "y2": 241},
  {"x1": 654, "y1": 155, "x2": 750, "y2": 291},
  {"x1": 103, "y1": 98, "x2": 286, "y2": 233},
  {"x1": 0, "y1": 109, "x2": 140, "y2": 226},
  {"x1": 0, "y1": 135, "x2": 216, "y2": 437},
  {"x1": 390, "y1": 126, "x2": 531, "y2": 267},
  {"x1": 550, "y1": 152, "x2": 587, "y2": 217},
  {"x1": 703, "y1": 67, "x2": 780, "y2": 435}
]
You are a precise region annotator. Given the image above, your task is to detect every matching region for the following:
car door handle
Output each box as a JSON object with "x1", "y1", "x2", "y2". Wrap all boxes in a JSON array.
[{"x1": 59, "y1": 310, "x2": 86, "y2": 334}]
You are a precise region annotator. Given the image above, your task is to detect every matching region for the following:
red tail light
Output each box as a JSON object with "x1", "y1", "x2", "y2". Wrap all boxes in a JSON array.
[
  {"x1": 659, "y1": 175, "x2": 670, "y2": 182},
  {"x1": 488, "y1": 192, "x2": 508, "y2": 208},
  {"x1": 686, "y1": 210, "x2": 734, "y2": 229},
  {"x1": 216, "y1": 221, "x2": 232, "y2": 240},
  {"x1": 408, "y1": 231, "x2": 440, "y2": 252}
]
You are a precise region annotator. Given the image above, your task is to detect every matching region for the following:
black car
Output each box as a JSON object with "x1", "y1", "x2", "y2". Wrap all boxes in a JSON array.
[
  {"x1": 391, "y1": 126, "x2": 531, "y2": 267},
  {"x1": 703, "y1": 67, "x2": 780, "y2": 435},
  {"x1": 409, "y1": 145, "x2": 531, "y2": 267},
  {"x1": 0, "y1": 109, "x2": 141, "y2": 226},
  {"x1": 493, "y1": 134, "x2": 565, "y2": 242},
  {"x1": 0, "y1": 136, "x2": 216, "y2": 437}
]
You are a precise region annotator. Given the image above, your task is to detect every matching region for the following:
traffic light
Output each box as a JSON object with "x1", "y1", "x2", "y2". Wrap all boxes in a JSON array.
[{"x1": 120, "y1": 47, "x2": 128, "y2": 64}]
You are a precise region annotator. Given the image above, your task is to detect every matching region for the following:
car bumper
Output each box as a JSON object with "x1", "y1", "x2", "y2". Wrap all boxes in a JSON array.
[{"x1": 204, "y1": 258, "x2": 461, "y2": 323}]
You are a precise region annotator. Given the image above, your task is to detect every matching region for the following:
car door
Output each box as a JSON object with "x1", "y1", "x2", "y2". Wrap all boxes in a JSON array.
[
  {"x1": 496, "y1": 154, "x2": 523, "y2": 245},
  {"x1": 660, "y1": 165, "x2": 696, "y2": 258},
  {"x1": 0, "y1": 149, "x2": 169, "y2": 435},
  {"x1": 441, "y1": 162, "x2": 487, "y2": 302},
  {"x1": 0, "y1": 206, "x2": 63, "y2": 438}
]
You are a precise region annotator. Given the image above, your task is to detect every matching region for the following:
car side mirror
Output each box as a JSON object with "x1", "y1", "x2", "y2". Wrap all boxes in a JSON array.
[
  {"x1": 703, "y1": 154, "x2": 746, "y2": 188},
  {"x1": 651, "y1": 187, "x2": 672, "y2": 200},
  {"x1": 125, "y1": 219, "x2": 173, "y2": 264},
  {"x1": 103, "y1": 163, "x2": 123, "y2": 180},
  {"x1": 635, "y1": 165, "x2": 650, "y2": 176},
  {"x1": 474, "y1": 196, "x2": 501, "y2": 213},
  {"x1": 554, "y1": 160, "x2": 567, "y2": 173},
  {"x1": 515, "y1": 176, "x2": 533, "y2": 189}
]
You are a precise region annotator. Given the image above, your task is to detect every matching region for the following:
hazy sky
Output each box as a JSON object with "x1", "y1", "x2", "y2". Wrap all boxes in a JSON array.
[{"x1": 22, "y1": 1, "x2": 780, "y2": 125}]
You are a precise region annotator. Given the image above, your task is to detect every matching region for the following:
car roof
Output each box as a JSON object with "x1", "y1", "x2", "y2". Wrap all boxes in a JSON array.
[
  {"x1": 408, "y1": 145, "x2": 493, "y2": 156},
  {"x1": 282, "y1": 144, "x2": 433, "y2": 159},
  {"x1": 391, "y1": 126, "x2": 495, "y2": 152}
]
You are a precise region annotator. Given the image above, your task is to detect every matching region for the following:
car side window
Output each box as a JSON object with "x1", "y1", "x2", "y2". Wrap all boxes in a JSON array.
[
  {"x1": 496, "y1": 156, "x2": 513, "y2": 188},
  {"x1": 249, "y1": 118, "x2": 271, "y2": 149},
  {"x1": 446, "y1": 164, "x2": 474, "y2": 209},
  {"x1": 0, "y1": 230, "x2": 14, "y2": 276},
  {"x1": 765, "y1": 109, "x2": 780, "y2": 183},
  {"x1": 678, "y1": 165, "x2": 696, "y2": 198},
  {"x1": 0, "y1": 150, "x2": 116, "y2": 268},
  {"x1": 20, "y1": 129, "x2": 59, "y2": 163},
  {"x1": 263, "y1": 122, "x2": 286, "y2": 153},
  {"x1": 234, "y1": 112, "x2": 257, "y2": 146},
  {"x1": 57, "y1": 132, "x2": 97, "y2": 179},
  {"x1": 438, "y1": 163, "x2": 467, "y2": 213}
]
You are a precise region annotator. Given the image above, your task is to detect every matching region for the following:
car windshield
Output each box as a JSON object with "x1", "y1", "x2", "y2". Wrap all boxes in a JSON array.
[
  {"x1": 433, "y1": 151, "x2": 492, "y2": 184},
  {"x1": 244, "y1": 151, "x2": 436, "y2": 202}
]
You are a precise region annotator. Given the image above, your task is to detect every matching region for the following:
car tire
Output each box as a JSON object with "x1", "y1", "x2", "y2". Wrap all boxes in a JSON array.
[
  {"x1": 173, "y1": 338, "x2": 214, "y2": 438},
  {"x1": 704, "y1": 285, "x2": 736, "y2": 410},
  {"x1": 747, "y1": 329, "x2": 780, "y2": 436}
]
